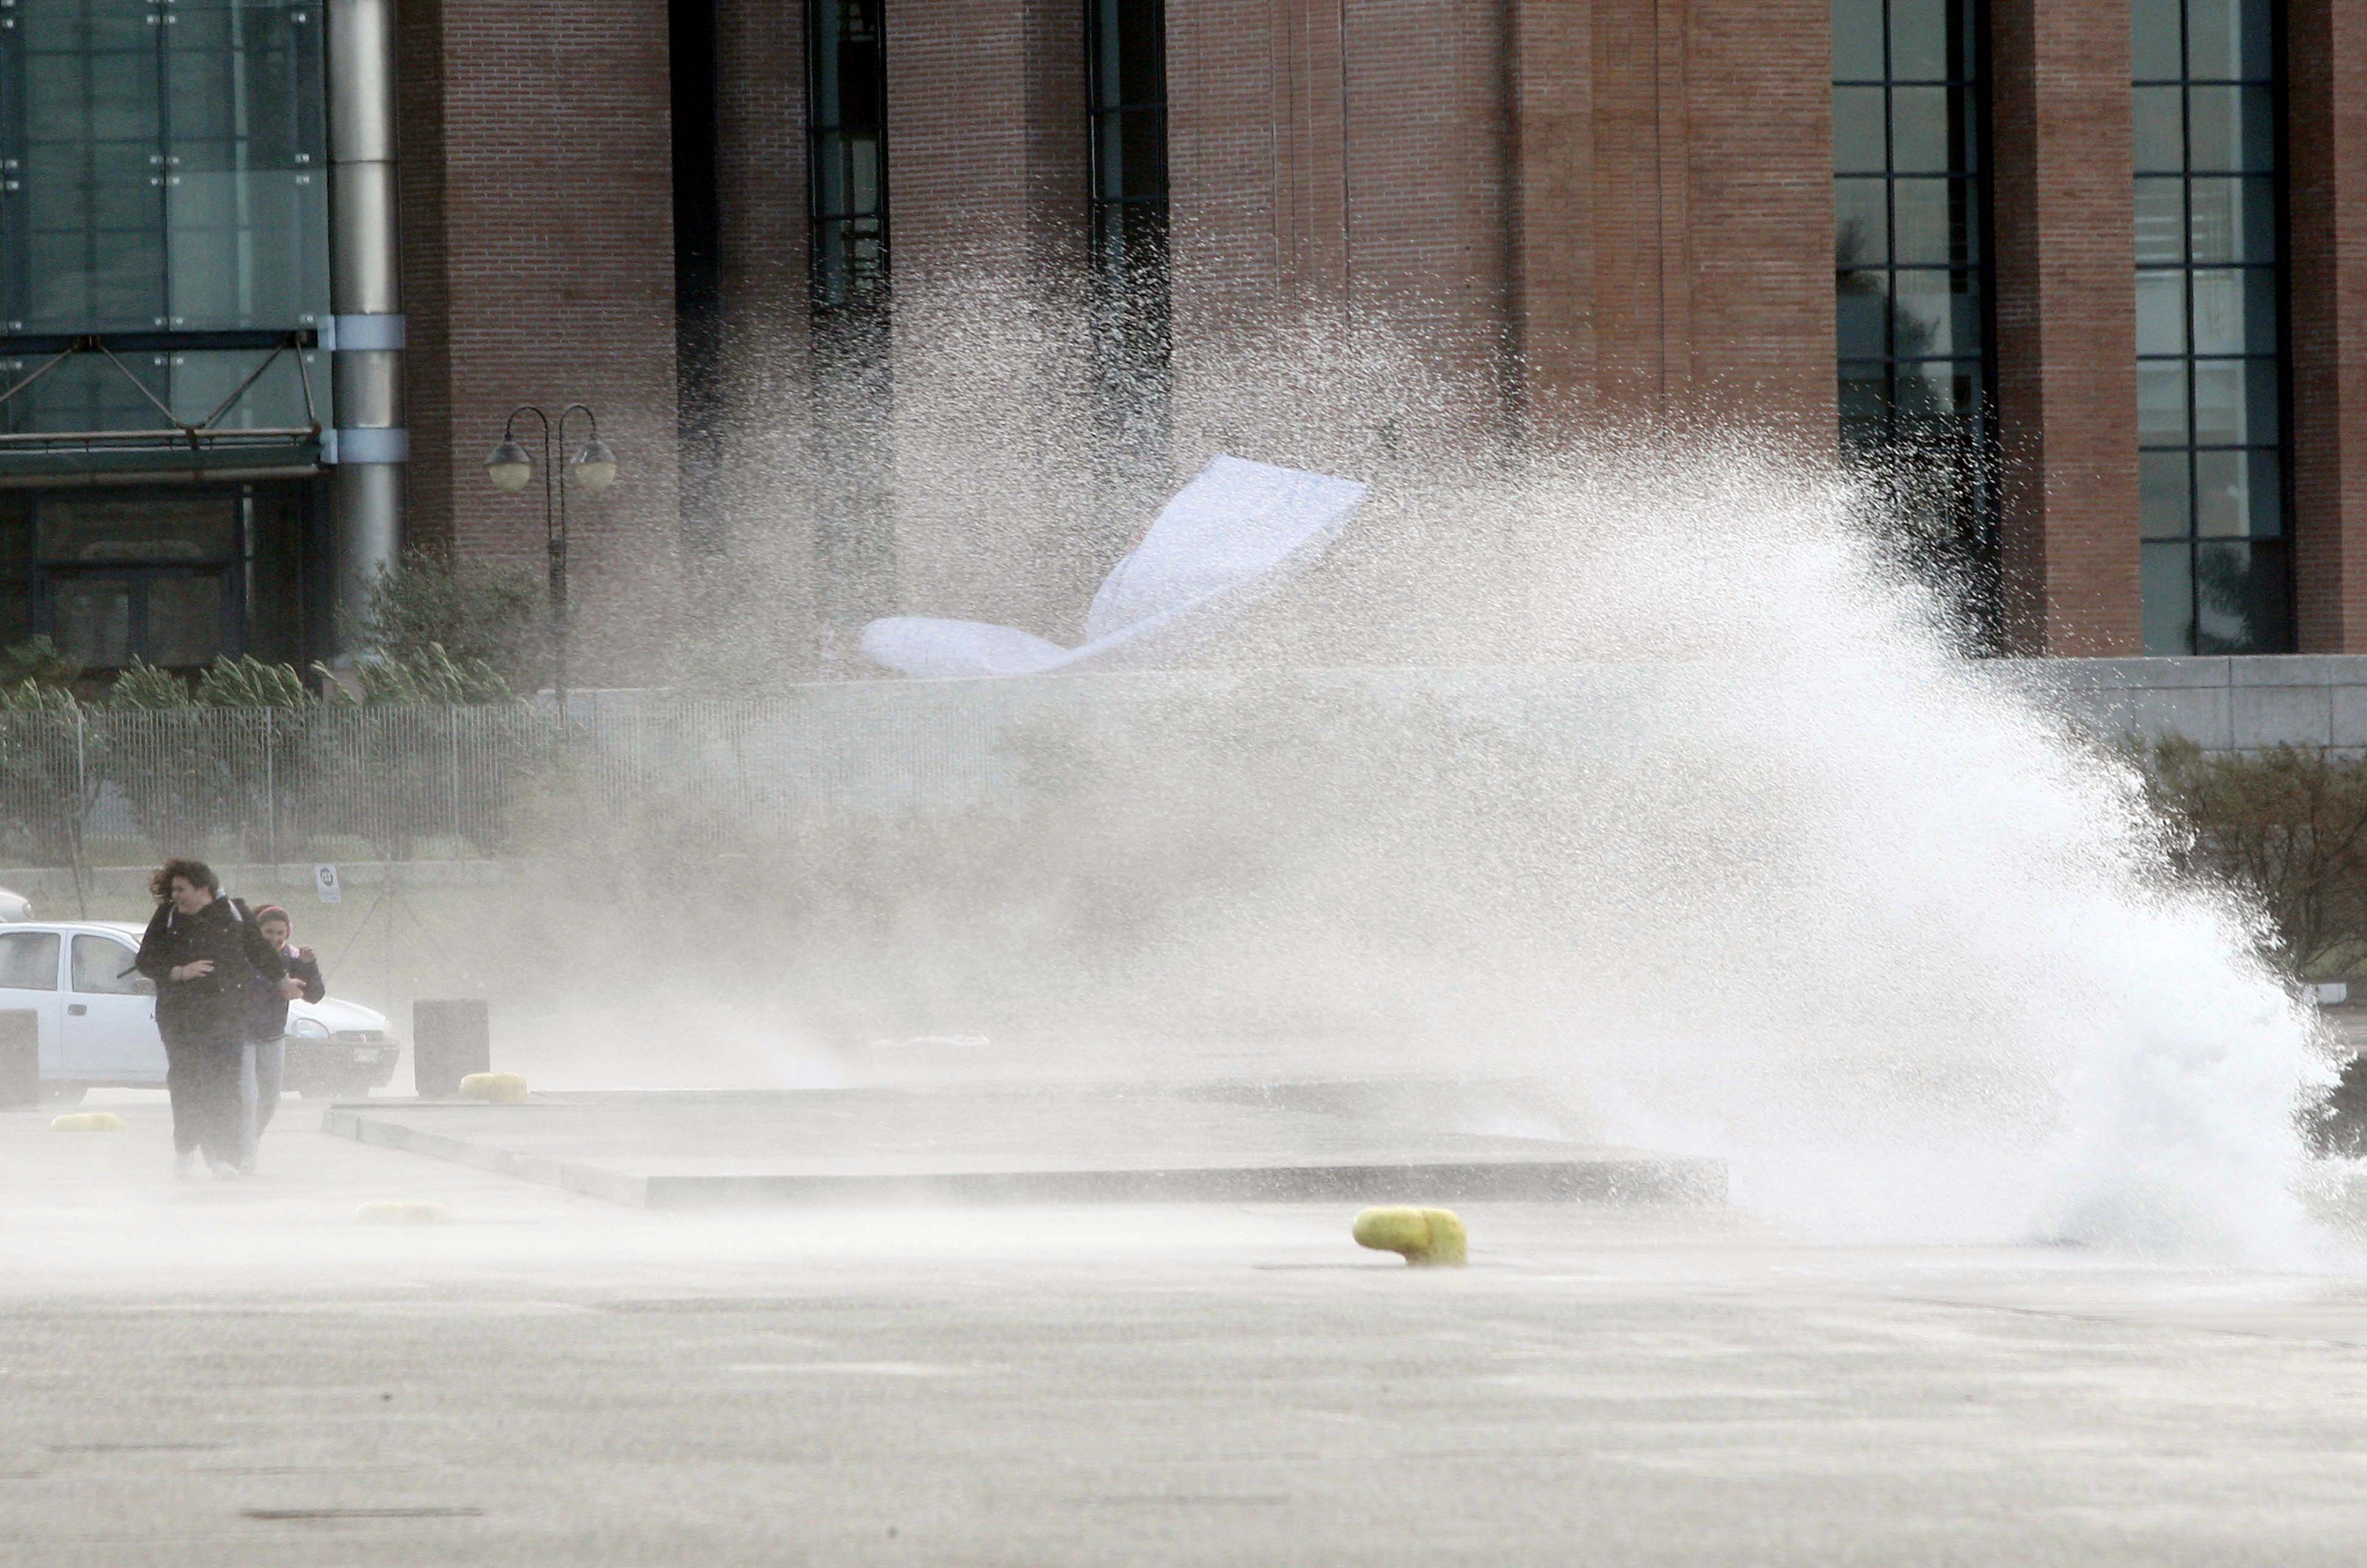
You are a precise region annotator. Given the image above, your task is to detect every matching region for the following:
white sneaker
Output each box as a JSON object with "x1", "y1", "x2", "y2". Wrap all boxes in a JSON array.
[
  {"x1": 237, "y1": 1156, "x2": 256, "y2": 1175},
  {"x1": 174, "y1": 1150, "x2": 198, "y2": 1180},
  {"x1": 207, "y1": 1159, "x2": 241, "y2": 1180}
]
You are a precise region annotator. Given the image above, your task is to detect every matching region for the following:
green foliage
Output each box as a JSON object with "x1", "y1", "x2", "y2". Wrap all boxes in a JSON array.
[
  {"x1": 103, "y1": 659, "x2": 190, "y2": 710},
  {"x1": 2137, "y1": 736, "x2": 2367, "y2": 978},
  {"x1": 316, "y1": 642, "x2": 513, "y2": 706},
  {"x1": 192, "y1": 654, "x2": 316, "y2": 709},
  {"x1": 359, "y1": 547, "x2": 545, "y2": 690},
  {"x1": 0, "y1": 636, "x2": 80, "y2": 692},
  {"x1": 0, "y1": 677, "x2": 79, "y2": 714}
]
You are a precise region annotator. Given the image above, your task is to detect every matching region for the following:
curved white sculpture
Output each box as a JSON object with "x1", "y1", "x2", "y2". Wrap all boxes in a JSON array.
[{"x1": 860, "y1": 454, "x2": 1369, "y2": 678}]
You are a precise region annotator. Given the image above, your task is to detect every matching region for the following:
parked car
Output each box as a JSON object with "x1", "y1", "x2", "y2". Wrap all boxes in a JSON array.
[{"x1": 0, "y1": 920, "x2": 400, "y2": 1105}]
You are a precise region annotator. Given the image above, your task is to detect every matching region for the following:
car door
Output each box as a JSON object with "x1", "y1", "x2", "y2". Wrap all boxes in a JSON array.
[
  {"x1": 0, "y1": 929, "x2": 66, "y2": 1078},
  {"x1": 63, "y1": 934, "x2": 158, "y2": 1083}
]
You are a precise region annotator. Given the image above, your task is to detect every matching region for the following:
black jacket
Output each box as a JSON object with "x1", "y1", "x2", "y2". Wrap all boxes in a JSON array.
[
  {"x1": 136, "y1": 896, "x2": 286, "y2": 1042},
  {"x1": 259, "y1": 945, "x2": 327, "y2": 1039}
]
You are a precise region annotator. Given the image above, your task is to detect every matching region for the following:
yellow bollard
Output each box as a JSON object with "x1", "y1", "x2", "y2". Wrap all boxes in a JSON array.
[
  {"x1": 49, "y1": 1111, "x2": 125, "y2": 1131},
  {"x1": 456, "y1": 1072, "x2": 528, "y2": 1103},
  {"x1": 354, "y1": 1200, "x2": 451, "y2": 1225},
  {"x1": 1352, "y1": 1205, "x2": 1469, "y2": 1267}
]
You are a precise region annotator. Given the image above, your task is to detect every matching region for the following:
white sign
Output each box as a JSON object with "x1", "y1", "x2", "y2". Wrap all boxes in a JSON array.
[{"x1": 314, "y1": 864, "x2": 343, "y2": 905}]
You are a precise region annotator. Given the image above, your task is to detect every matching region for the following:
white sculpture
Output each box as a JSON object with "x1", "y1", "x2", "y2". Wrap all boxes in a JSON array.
[{"x1": 859, "y1": 454, "x2": 1369, "y2": 678}]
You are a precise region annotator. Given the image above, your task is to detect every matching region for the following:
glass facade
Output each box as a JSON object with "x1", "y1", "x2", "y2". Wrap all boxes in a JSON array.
[
  {"x1": 0, "y1": 0, "x2": 331, "y2": 441},
  {"x1": 2134, "y1": 0, "x2": 2287, "y2": 654},
  {"x1": 0, "y1": 0, "x2": 328, "y2": 667},
  {"x1": 1834, "y1": 0, "x2": 1994, "y2": 609}
]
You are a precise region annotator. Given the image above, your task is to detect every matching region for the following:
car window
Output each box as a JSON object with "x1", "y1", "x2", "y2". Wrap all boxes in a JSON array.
[
  {"x1": 71, "y1": 935, "x2": 151, "y2": 996},
  {"x1": 0, "y1": 931, "x2": 60, "y2": 991}
]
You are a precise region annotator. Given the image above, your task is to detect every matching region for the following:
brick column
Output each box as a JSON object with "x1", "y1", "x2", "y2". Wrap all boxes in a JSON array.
[
  {"x1": 400, "y1": 0, "x2": 684, "y2": 682},
  {"x1": 1507, "y1": 0, "x2": 1595, "y2": 433},
  {"x1": 1989, "y1": 0, "x2": 2141, "y2": 655},
  {"x1": 2289, "y1": 0, "x2": 2367, "y2": 650}
]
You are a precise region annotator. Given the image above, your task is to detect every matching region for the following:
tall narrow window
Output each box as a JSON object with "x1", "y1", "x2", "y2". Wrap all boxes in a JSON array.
[
  {"x1": 1833, "y1": 0, "x2": 1995, "y2": 615},
  {"x1": 2134, "y1": 0, "x2": 2287, "y2": 654},
  {"x1": 1086, "y1": 0, "x2": 1168, "y2": 489},
  {"x1": 810, "y1": 0, "x2": 888, "y2": 319},
  {"x1": 806, "y1": 0, "x2": 892, "y2": 660}
]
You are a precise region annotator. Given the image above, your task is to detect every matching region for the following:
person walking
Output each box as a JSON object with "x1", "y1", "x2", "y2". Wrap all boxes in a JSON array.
[
  {"x1": 135, "y1": 859, "x2": 297, "y2": 1180},
  {"x1": 242, "y1": 906, "x2": 324, "y2": 1171}
]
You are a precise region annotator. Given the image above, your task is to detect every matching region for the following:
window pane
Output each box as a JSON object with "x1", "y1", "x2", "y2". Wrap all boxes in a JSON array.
[
  {"x1": 1888, "y1": 86, "x2": 1952, "y2": 172},
  {"x1": 2134, "y1": 87, "x2": 2185, "y2": 172},
  {"x1": 71, "y1": 935, "x2": 150, "y2": 996},
  {"x1": 2186, "y1": 85, "x2": 2274, "y2": 172},
  {"x1": 2140, "y1": 451, "x2": 2192, "y2": 539},
  {"x1": 54, "y1": 578, "x2": 133, "y2": 667},
  {"x1": 2188, "y1": 267, "x2": 2273, "y2": 356},
  {"x1": 1834, "y1": 87, "x2": 1887, "y2": 172},
  {"x1": 2186, "y1": 0, "x2": 2272, "y2": 82},
  {"x1": 1838, "y1": 276, "x2": 1890, "y2": 357},
  {"x1": 2139, "y1": 362, "x2": 2191, "y2": 445},
  {"x1": 2134, "y1": 178, "x2": 2185, "y2": 264},
  {"x1": 1891, "y1": 178, "x2": 1969, "y2": 266},
  {"x1": 0, "y1": 931, "x2": 60, "y2": 991},
  {"x1": 1888, "y1": 0, "x2": 1951, "y2": 81},
  {"x1": 2195, "y1": 539, "x2": 2289, "y2": 653},
  {"x1": 1839, "y1": 360, "x2": 1891, "y2": 427},
  {"x1": 2132, "y1": 0, "x2": 2184, "y2": 79},
  {"x1": 1833, "y1": 0, "x2": 1884, "y2": 79},
  {"x1": 2195, "y1": 448, "x2": 2282, "y2": 538},
  {"x1": 2187, "y1": 176, "x2": 2274, "y2": 264},
  {"x1": 2137, "y1": 270, "x2": 2187, "y2": 355},
  {"x1": 146, "y1": 575, "x2": 225, "y2": 667},
  {"x1": 2142, "y1": 540, "x2": 2195, "y2": 653},
  {"x1": 2192, "y1": 358, "x2": 2276, "y2": 445},
  {"x1": 1836, "y1": 178, "x2": 1888, "y2": 266},
  {"x1": 1891, "y1": 270, "x2": 1974, "y2": 358}
]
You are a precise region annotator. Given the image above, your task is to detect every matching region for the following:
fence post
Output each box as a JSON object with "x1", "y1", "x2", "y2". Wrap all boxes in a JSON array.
[
  {"x1": 263, "y1": 706, "x2": 276, "y2": 868},
  {"x1": 448, "y1": 706, "x2": 462, "y2": 848}
]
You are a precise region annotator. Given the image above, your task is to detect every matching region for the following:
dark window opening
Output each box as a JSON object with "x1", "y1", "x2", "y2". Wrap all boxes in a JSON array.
[
  {"x1": 807, "y1": 0, "x2": 893, "y2": 661},
  {"x1": 1833, "y1": 0, "x2": 1999, "y2": 642},
  {"x1": 1087, "y1": 0, "x2": 1170, "y2": 518},
  {"x1": 2134, "y1": 0, "x2": 2289, "y2": 655}
]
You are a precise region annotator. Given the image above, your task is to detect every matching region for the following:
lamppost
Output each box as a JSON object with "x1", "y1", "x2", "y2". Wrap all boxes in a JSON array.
[{"x1": 484, "y1": 403, "x2": 616, "y2": 710}]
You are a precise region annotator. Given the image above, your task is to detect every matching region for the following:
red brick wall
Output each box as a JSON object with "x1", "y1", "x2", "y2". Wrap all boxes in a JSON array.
[
  {"x1": 2290, "y1": 0, "x2": 2367, "y2": 652},
  {"x1": 399, "y1": 0, "x2": 683, "y2": 684},
  {"x1": 1990, "y1": 0, "x2": 2141, "y2": 655}
]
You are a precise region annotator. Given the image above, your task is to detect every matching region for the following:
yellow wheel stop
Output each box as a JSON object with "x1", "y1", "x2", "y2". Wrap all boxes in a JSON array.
[
  {"x1": 456, "y1": 1072, "x2": 528, "y2": 1103},
  {"x1": 1352, "y1": 1205, "x2": 1468, "y2": 1266},
  {"x1": 49, "y1": 1111, "x2": 125, "y2": 1131}
]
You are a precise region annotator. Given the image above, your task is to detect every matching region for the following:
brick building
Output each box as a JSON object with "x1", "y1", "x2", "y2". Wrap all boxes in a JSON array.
[{"x1": 2, "y1": 0, "x2": 2362, "y2": 676}]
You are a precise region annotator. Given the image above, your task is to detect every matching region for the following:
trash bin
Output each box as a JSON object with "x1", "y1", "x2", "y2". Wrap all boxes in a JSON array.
[
  {"x1": 412, "y1": 999, "x2": 490, "y2": 1099},
  {"x1": 0, "y1": 1008, "x2": 38, "y2": 1109}
]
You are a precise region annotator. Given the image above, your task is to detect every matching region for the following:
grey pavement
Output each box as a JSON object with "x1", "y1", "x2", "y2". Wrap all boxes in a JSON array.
[{"x1": 7, "y1": 1098, "x2": 2367, "y2": 1564}]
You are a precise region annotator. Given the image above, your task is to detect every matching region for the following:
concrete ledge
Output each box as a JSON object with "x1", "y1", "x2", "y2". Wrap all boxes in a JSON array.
[{"x1": 321, "y1": 1087, "x2": 1726, "y2": 1210}]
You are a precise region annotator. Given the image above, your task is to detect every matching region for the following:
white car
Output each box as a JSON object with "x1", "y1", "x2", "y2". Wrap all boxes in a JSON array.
[{"x1": 0, "y1": 921, "x2": 401, "y2": 1106}]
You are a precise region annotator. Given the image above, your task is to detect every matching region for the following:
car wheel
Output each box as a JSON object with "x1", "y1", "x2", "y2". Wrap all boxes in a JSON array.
[{"x1": 38, "y1": 1082, "x2": 87, "y2": 1108}]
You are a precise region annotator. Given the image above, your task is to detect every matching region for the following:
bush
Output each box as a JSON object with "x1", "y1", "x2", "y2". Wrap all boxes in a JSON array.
[
  {"x1": 359, "y1": 547, "x2": 546, "y2": 692},
  {"x1": 2136, "y1": 736, "x2": 2367, "y2": 979}
]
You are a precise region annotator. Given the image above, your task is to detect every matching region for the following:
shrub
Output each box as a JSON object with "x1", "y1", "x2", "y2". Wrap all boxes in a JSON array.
[
  {"x1": 2136, "y1": 737, "x2": 2367, "y2": 979},
  {"x1": 358, "y1": 547, "x2": 545, "y2": 691}
]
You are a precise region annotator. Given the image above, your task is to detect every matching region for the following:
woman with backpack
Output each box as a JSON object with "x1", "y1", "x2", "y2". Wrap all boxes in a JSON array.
[{"x1": 134, "y1": 859, "x2": 300, "y2": 1180}]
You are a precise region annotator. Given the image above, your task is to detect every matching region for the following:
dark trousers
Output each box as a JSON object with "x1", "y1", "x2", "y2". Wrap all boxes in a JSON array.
[{"x1": 160, "y1": 1025, "x2": 244, "y2": 1164}]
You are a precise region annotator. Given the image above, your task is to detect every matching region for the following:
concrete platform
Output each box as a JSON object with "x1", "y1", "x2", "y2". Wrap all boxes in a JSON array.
[{"x1": 319, "y1": 1080, "x2": 1726, "y2": 1208}]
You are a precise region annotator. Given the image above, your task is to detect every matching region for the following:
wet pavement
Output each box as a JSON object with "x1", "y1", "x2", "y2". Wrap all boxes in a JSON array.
[{"x1": 5, "y1": 1098, "x2": 2367, "y2": 1565}]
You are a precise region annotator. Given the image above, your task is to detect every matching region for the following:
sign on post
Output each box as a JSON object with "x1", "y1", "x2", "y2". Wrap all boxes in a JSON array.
[{"x1": 314, "y1": 865, "x2": 343, "y2": 905}]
